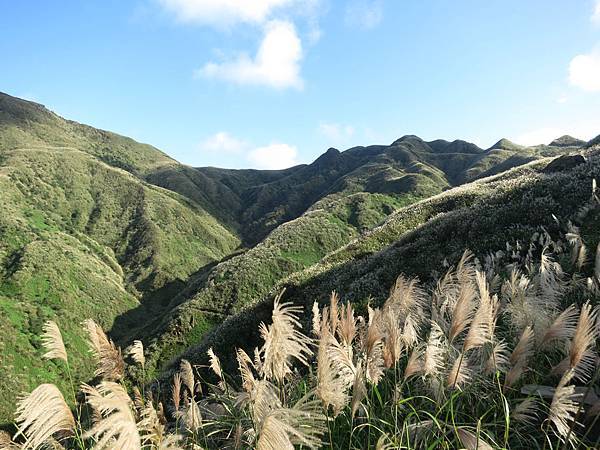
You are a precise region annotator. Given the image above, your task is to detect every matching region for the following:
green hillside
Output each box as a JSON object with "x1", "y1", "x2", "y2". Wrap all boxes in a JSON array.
[
  {"x1": 0, "y1": 93, "x2": 240, "y2": 420},
  {"x1": 139, "y1": 136, "x2": 581, "y2": 374},
  {"x1": 166, "y1": 144, "x2": 599, "y2": 379},
  {"x1": 0, "y1": 92, "x2": 590, "y2": 424}
]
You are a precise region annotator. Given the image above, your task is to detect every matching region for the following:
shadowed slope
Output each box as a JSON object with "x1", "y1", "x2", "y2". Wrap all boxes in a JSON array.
[{"x1": 163, "y1": 144, "x2": 598, "y2": 378}]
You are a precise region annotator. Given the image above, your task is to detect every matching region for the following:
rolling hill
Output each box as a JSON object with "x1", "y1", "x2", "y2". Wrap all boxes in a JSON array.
[
  {"x1": 0, "y1": 91, "x2": 592, "y2": 421},
  {"x1": 168, "y1": 142, "x2": 600, "y2": 381}
]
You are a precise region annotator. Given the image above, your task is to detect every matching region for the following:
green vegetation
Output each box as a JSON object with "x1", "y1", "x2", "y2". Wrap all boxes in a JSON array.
[
  {"x1": 0, "y1": 93, "x2": 240, "y2": 421},
  {"x1": 0, "y1": 91, "x2": 595, "y2": 440},
  {"x1": 4, "y1": 212, "x2": 600, "y2": 448}
]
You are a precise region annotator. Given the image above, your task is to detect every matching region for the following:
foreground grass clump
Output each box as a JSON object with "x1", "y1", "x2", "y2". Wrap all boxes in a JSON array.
[{"x1": 4, "y1": 217, "x2": 600, "y2": 448}]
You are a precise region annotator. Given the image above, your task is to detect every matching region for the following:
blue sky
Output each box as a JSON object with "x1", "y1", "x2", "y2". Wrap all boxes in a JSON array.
[{"x1": 1, "y1": 0, "x2": 600, "y2": 169}]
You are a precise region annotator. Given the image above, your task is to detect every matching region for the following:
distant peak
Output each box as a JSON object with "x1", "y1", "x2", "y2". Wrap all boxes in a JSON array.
[
  {"x1": 549, "y1": 135, "x2": 586, "y2": 148},
  {"x1": 391, "y1": 135, "x2": 423, "y2": 146},
  {"x1": 489, "y1": 138, "x2": 522, "y2": 151},
  {"x1": 427, "y1": 139, "x2": 483, "y2": 154},
  {"x1": 313, "y1": 147, "x2": 341, "y2": 167}
]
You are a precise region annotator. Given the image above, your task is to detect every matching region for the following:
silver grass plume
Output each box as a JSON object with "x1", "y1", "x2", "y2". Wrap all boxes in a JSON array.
[
  {"x1": 0, "y1": 431, "x2": 18, "y2": 449},
  {"x1": 83, "y1": 319, "x2": 124, "y2": 381},
  {"x1": 311, "y1": 301, "x2": 321, "y2": 337},
  {"x1": 463, "y1": 272, "x2": 498, "y2": 352},
  {"x1": 566, "y1": 231, "x2": 587, "y2": 270},
  {"x1": 447, "y1": 352, "x2": 471, "y2": 389},
  {"x1": 382, "y1": 315, "x2": 403, "y2": 369},
  {"x1": 350, "y1": 359, "x2": 367, "y2": 418},
  {"x1": 41, "y1": 320, "x2": 68, "y2": 363},
  {"x1": 179, "y1": 359, "x2": 195, "y2": 397},
  {"x1": 539, "y1": 249, "x2": 563, "y2": 307},
  {"x1": 180, "y1": 397, "x2": 202, "y2": 434},
  {"x1": 541, "y1": 305, "x2": 579, "y2": 349},
  {"x1": 338, "y1": 302, "x2": 357, "y2": 348},
  {"x1": 595, "y1": 243, "x2": 600, "y2": 282},
  {"x1": 448, "y1": 276, "x2": 477, "y2": 343},
  {"x1": 138, "y1": 402, "x2": 183, "y2": 449},
  {"x1": 553, "y1": 302, "x2": 598, "y2": 382},
  {"x1": 568, "y1": 302, "x2": 598, "y2": 382},
  {"x1": 512, "y1": 397, "x2": 539, "y2": 425},
  {"x1": 329, "y1": 291, "x2": 340, "y2": 338},
  {"x1": 431, "y1": 267, "x2": 458, "y2": 331},
  {"x1": 401, "y1": 313, "x2": 419, "y2": 349},
  {"x1": 483, "y1": 340, "x2": 510, "y2": 375},
  {"x1": 250, "y1": 379, "x2": 281, "y2": 428},
  {"x1": 505, "y1": 325, "x2": 534, "y2": 388},
  {"x1": 13, "y1": 384, "x2": 75, "y2": 449},
  {"x1": 126, "y1": 340, "x2": 145, "y2": 368},
  {"x1": 255, "y1": 392, "x2": 326, "y2": 450},
  {"x1": 259, "y1": 293, "x2": 313, "y2": 383},
  {"x1": 375, "y1": 434, "x2": 395, "y2": 450},
  {"x1": 456, "y1": 428, "x2": 494, "y2": 450},
  {"x1": 384, "y1": 275, "x2": 427, "y2": 325},
  {"x1": 82, "y1": 381, "x2": 141, "y2": 450},
  {"x1": 236, "y1": 348, "x2": 257, "y2": 393},
  {"x1": 315, "y1": 316, "x2": 353, "y2": 415},
  {"x1": 423, "y1": 321, "x2": 446, "y2": 379},
  {"x1": 172, "y1": 373, "x2": 182, "y2": 412},
  {"x1": 403, "y1": 345, "x2": 423, "y2": 380},
  {"x1": 365, "y1": 308, "x2": 385, "y2": 384},
  {"x1": 207, "y1": 347, "x2": 225, "y2": 386},
  {"x1": 132, "y1": 386, "x2": 144, "y2": 411},
  {"x1": 548, "y1": 370, "x2": 582, "y2": 445}
]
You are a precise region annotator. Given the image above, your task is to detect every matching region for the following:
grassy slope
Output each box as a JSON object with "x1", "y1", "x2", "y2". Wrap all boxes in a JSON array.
[
  {"x1": 0, "y1": 92, "x2": 175, "y2": 175},
  {"x1": 140, "y1": 137, "x2": 579, "y2": 373},
  {"x1": 141, "y1": 191, "x2": 425, "y2": 373},
  {"x1": 0, "y1": 94, "x2": 240, "y2": 421},
  {"x1": 0, "y1": 92, "x2": 587, "y2": 419},
  {"x1": 167, "y1": 146, "x2": 598, "y2": 378}
]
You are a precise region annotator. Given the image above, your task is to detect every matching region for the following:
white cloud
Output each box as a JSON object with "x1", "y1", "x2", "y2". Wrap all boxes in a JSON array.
[
  {"x1": 513, "y1": 123, "x2": 600, "y2": 146},
  {"x1": 593, "y1": 0, "x2": 600, "y2": 24},
  {"x1": 197, "y1": 20, "x2": 303, "y2": 89},
  {"x1": 158, "y1": 0, "x2": 295, "y2": 26},
  {"x1": 199, "y1": 132, "x2": 248, "y2": 153},
  {"x1": 344, "y1": 0, "x2": 383, "y2": 30},
  {"x1": 569, "y1": 46, "x2": 600, "y2": 92},
  {"x1": 318, "y1": 122, "x2": 355, "y2": 145},
  {"x1": 248, "y1": 143, "x2": 299, "y2": 169}
]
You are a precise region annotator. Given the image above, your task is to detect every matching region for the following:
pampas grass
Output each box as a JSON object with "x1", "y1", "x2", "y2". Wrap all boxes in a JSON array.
[
  {"x1": 567, "y1": 302, "x2": 598, "y2": 382},
  {"x1": 505, "y1": 326, "x2": 534, "y2": 389},
  {"x1": 127, "y1": 340, "x2": 145, "y2": 368},
  {"x1": 256, "y1": 393, "x2": 326, "y2": 450},
  {"x1": 259, "y1": 292, "x2": 313, "y2": 384},
  {"x1": 41, "y1": 320, "x2": 68, "y2": 363},
  {"x1": 547, "y1": 371, "x2": 582, "y2": 445},
  {"x1": 9, "y1": 219, "x2": 600, "y2": 449},
  {"x1": 83, "y1": 319, "x2": 124, "y2": 382},
  {"x1": 541, "y1": 305, "x2": 579, "y2": 348},
  {"x1": 13, "y1": 384, "x2": 75, "y2": 449},
  {"x1": 423, "y1": 321, "x2": 446, "y2": 379},
  {"x1": 172, "y1": 373, "x2": 182, "y2": 413},
  {"x1": 316, "y1": 316, "x2": 352, "y2": 415},
  {"x1": 179, "y1": 359, "x2": 195, "y2": 397},
  {"x1": 82, "y1": 382, "x2": 141, "y2": 450}
]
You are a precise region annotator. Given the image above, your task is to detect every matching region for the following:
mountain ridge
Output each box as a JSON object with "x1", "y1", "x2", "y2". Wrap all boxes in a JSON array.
[{"x1": 0, "y1": 91, "x2": 595, "y2": 422}]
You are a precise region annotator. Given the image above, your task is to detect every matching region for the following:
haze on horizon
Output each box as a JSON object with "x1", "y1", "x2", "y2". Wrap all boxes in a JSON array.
[{"x1": 1, "y1": 0, "x2": 600, "y2": 169}]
